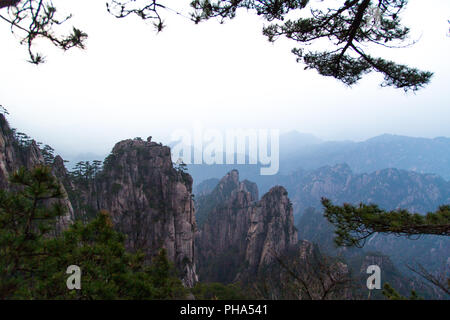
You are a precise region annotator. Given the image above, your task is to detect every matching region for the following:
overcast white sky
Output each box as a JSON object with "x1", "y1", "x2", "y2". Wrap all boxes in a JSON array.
[{"x1": 0, "y1": 0, "x2": 449, "y2": 159}]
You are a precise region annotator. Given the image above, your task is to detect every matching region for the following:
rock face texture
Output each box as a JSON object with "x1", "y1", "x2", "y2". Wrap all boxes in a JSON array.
[
  {"x1": 70, "y1": 138, "x2": 198, "y2": 287},
  {"x1": 0, "y1": 114, "x2": 73, "y2": 229},
  {"x1": 244, "y1": 186, "x2": 298, "y2": 277},
  {"x1": 196, "y1": 170, "x2": 297, "y2": 283},
  {"x1": 193, "y1": 178, "x2": 220, "y2": 197},
  {"x1": 276, "y1": 163, "x2": 450, "y2": 276},
  {"x1": 195, "y1": 170, "x2": 257, "y2": 283},
  {"x1": 0, "y1": 114, "x2": 43, "y2": 188},
  {"x1": 0, "y1": 116, "x2": 198, "y2": 287}
]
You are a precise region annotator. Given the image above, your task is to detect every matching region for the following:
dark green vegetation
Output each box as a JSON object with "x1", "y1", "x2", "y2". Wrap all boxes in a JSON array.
[
  {"x1": 201, "y1": 161, "x2": 449, "y2": 282},
  {"x1": 0, "y1": 1, "x2": 434, "y2": 90},
  {"x1": 193, "y1": 168, "x2": 449, "y2": 299},
  {"x1": 191, "y1": 282, "x2": 249, "y2": 300},
  {"x1": 382, "y1": 283, "x2": 421, "y2": 300},
  {"x1": 322, "y1": 199, "x2": 449, "y2": 298},
  {"x1": 1, "y1": 109, "x2": 448, "y2": 300},
  {"x1": 198, "y1": 162, "x2": 449, "y2": 283},
  {"x1": 322, "y1": 199, "x2": 450, "y2": 247},
  {"x1": 296, "y1": 206, "x2": 450, "y2": 299},
  {"x1": 0, "y1": 166, "x2": 187, "y2": 299}
]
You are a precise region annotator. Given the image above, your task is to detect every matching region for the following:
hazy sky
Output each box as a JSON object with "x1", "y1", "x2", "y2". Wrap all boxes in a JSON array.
[{"x1": 0, "y1": 0, "x2": 449, "y2": 159}]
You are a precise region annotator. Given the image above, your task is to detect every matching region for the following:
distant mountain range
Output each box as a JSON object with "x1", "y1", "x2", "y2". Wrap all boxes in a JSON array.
[
  {"x1": 2, "y1": 112, "x2": 448, "y2": 298},
  {"x1": 191, "y1": 149, "x2": 450, "y2": 281},
  {"x1": 59, "y1": 131, "x2": 450, "y2": 187},
  {"x1": 187, "y1": 131, "x2": 450, "y2": 188},
  {"x1": 194, "y1": 170, "x2": 446, "y2": 298},
  {"x1": 281, "y1": 133, "x2": 450, "y2": 179},
  {"x1": 259, "y1": 163, "x2": 450, "y2": 219}
]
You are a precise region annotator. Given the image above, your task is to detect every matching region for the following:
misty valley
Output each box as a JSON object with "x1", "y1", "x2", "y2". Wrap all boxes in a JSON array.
[
  {"x1": 0, "y1": 0, "x2": 449, "y2": 309},
  {"x1": 0, "y1": 113, "x2": 448, "y2": 300}
]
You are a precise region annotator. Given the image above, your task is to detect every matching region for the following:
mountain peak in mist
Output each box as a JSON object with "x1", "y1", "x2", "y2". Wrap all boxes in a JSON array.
[{"x1": 280, "y1": 131, "x2": 322, "y2": 154}]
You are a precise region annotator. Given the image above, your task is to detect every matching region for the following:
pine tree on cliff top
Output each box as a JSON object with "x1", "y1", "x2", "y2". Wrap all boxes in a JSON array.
[{"x1": 0, "y1": 165, "x2": 187, "y2": 299}]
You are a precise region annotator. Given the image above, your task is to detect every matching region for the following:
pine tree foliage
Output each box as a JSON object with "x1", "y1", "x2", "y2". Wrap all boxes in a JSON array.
[
  {"x1": 41, "y1": 144, "x2": 55, "y2": 165},
  {"x1": 0, "y1": 1, "x2": 436, "y2": 91},
  {"x1": 69, "y1": 160, "x2": 103, "y2": 181},
  {"x1": 0, "y1": 165, "x2": 65, "y2": 298},
  {"x1": 106, "y1": 0, "x2": 166, "y2": 31},
  {"x1": 0, "y1": 0, "x2": 87, "y2": 64},
  {"x1": 321, "y1": 198, "x2": 450, "y2": 248},
  {"x1": 382, "y1": 283, "x2": 421, "y2": 300},
  {"x1": 190, "y1": 0, "x2": 433, "y2": 91},
  {"x1": 0, "y1": 166, "x2": 187, "y2": 299},
  {"x1": 192, "y1": 282, "x2": 249, "y2": 300}
]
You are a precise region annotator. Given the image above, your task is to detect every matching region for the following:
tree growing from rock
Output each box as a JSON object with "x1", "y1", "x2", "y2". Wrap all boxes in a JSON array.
[{"x1": 0, "y1": 165, "x2": 187, "y2": 299}]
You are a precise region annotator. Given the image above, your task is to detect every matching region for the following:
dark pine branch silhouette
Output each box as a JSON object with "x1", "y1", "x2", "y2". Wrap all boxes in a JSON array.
[
  {"x1": 191, "y1": 0, "x2": 433, "y2": 91},
  {"x1": 322, "y1": 198, "x2": 450, "y2": 248},
  {"x1": 0, "y1": 0, "x2": 87, "y2": 64},
  {"x1": 1, "y1": 1, "x2": 435, "y2": 90}
]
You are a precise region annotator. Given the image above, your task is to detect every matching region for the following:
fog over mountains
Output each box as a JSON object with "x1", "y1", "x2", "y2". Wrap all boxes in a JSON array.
[
  {"x1": 1, "y1": 112, "x2": 448, "y2": 299},
  {"x1": 189, "y1": 131, "x2": 450, "y2": 278},
  {"x1": 61, "y1": 131, "x2": 450, "y2": 185},
  {"x1": 281, "y1": 132, "x2": 450, "y2": 177},
  {"x1": 189, "y1": 130, "x2": 450, "y2": 192}
]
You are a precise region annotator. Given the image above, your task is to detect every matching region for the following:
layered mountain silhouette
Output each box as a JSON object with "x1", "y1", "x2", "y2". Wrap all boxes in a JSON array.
[
  {"x1": 1, "y1": 114, "x2": 448, "y2": 298},
  {"x1": 188, "y1": 131, "x2": 450, "y2": 189}
]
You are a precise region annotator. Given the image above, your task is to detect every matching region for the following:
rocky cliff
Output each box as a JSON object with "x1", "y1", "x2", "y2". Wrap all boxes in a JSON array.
[
  {"x1": 0, "y1": 115, "x2": 198, "y2": 287},
  {"x1": 193, "y1": 178, "x2": 220, "y2": 197},
  {"x1": 0, "y1": 114, "x2": 73, "y2": 229},
  {"x1": 196, "y1": 170, "x2": 297, "y2": 283},
  {"x1": 70, "y1": 138, "x2": 198, "y2": 287},
  {"x1": 243, "y1": 185, "x2": 298, "y2": 277},
  {"x1": 0, "y1": 114, "x2": 43, "y2": 187},
  {"x1": 278, "y1": 163, "x2": 450, "y2": 273}
]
